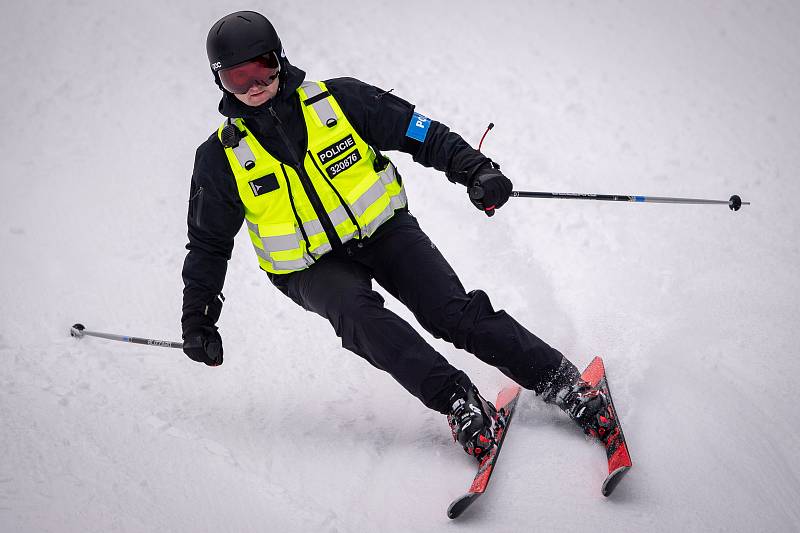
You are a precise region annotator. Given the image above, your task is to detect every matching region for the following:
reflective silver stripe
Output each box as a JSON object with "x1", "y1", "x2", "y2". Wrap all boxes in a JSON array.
[
  {"x1": 253, "y1": 244, "x2": 313, "y2": 271},
  {"x1": 301, "y1": 82, "x2": 338, "y2": 126},
  {"x1": 377, "y1": 163, "x2": 407, "y2": 211},
  {"x1": 302, "y1": 218, "x2": 325, "y2": 237},
  {"x1": 311, "y1": 233, "x2": 353, "y2": 256},
  {"x1": 350, "y1": 179, "x2": 387, "y2": 217},
  {"x1": 328, "y1": 205, "x2": 350, "y2": 226},
  {"x1": 246, "y1": 219, "x2": 259, "y2": 235},
  {"x1": 390, "y1": 188, "x2": 408, "y2": 211},
  {"x1": 262, "y1": 234, "x2": 300, "y2": 253},
  {"x1": 311, "y1": 242, "x2": 332, "y2": 256},
  {"x1": 378, "y1": 163, "x2": 398, "y2": 185},
  {"x1": 363, "y1": 202, "x2": 395, "y2": 236},
  {"x1": 248, "y1": 218, "x2": 302, "y2": 253},
  {"x1": 253, "y1": 245, "x2": 271, "y2": 262},
  {"x1": 301, "y1": 206, "x2": 348, "y2": 236},
  {"x1": 272, "y1": 257, "x2": 313, "y2": 271},
  {"x1": 310, "y1": 231, "x2": 355, "y2": 258},
  {"x1": 301, "y1": 81, "x2": 321, "y2": 95},
  {"x1": 232, "y1": 139, "x2": 256, "y2": 170}
]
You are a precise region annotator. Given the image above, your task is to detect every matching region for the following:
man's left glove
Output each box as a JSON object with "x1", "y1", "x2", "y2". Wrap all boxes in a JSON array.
[
  {"x1": 182, "y1": 326, "x2": 223, "y2": 367},
  {"x1": 468, "y1": 164, "x2": 513, "y2": 217}
]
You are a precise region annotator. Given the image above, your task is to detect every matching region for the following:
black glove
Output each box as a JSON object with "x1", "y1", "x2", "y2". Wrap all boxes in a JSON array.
[
  {"x1": 182, "y1": 326, "x2": 223, "y2": 366},
  {"x1": 468, "y1": 164, "x2": 513, "y2": 217}
]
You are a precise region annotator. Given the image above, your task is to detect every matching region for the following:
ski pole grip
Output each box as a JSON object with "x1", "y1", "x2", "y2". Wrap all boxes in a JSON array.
[
  {"x1": 468, "y1": 185, "x2": 494, "y2": 216},
  {"x1": 469, "y1": 185, "x2": 485, "y2": 200}
]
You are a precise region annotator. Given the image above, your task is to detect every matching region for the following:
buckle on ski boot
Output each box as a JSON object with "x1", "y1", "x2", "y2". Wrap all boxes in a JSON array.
[
  {"x1": 447, "y1": 385, "x2": 498, "y2": 460},
  {"x1": 568, "y1": 384, "x2": 618, "y2": 443}
]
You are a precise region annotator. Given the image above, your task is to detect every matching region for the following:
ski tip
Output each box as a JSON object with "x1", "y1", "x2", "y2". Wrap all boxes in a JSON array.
[
  {"x1": 447, "y1": 492, "x2": 481, "y2": 519},
  {"x1": 70, "y1": 323, "x2": 86, "y2": 338},
  {"x1": 601, "y1": 465, "x2": 630, "y2": 497}
]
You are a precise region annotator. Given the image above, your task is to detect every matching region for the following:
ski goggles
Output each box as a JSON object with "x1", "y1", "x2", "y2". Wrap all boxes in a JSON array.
[{"x1": 218, "y1": 52, "x2": 281, "y2": 94}]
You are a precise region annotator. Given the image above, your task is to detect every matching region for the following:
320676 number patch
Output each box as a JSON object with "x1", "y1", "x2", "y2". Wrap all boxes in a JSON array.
[{"x1": 326, "y1": 148, "x2": 362, "y2": 178}]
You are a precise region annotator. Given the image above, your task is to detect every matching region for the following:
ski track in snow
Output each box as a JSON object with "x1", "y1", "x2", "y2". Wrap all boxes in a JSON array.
[{"x1": 2, "y1": 1, "x2": 799, "y2": 531}]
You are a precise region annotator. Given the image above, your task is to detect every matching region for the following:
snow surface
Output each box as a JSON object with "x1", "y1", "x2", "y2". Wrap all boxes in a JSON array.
[{"x1": 2, "y1": 1, "x2": 799, "y2": 531}]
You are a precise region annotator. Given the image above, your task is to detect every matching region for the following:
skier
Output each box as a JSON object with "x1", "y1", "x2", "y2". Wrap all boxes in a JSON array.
[{"x1": 182, "y1": 10, "x2": 616, "y2": 459}]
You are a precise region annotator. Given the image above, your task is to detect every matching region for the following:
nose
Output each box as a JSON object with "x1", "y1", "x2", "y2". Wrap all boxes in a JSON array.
[{"x1": 246, "y1": 82, "x2": 271, "y2": 96}]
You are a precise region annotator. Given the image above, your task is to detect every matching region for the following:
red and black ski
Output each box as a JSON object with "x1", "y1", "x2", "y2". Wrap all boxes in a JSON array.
[
  {"x1": 580, "y1": 356, "x2": 632, "y2": 496},
  {"x1": 446, "y1": 385, "x2": 522, "y2": 519}
]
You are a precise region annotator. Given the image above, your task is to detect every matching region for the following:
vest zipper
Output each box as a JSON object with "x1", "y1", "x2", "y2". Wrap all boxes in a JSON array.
[
  {"x1": 267, "y1": 105, "x2": 342, "y2": 249},
  {"x1": 308, "y1": 151, "x2": 362, "y2": 240},
  {"x1": 279, "y1": 163, "x2": 313, "y2": 256}
]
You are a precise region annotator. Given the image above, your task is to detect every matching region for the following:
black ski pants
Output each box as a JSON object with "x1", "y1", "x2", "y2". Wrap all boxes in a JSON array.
[{"x1": 271, "y1": 211, "x2": 563, "y2": 413}]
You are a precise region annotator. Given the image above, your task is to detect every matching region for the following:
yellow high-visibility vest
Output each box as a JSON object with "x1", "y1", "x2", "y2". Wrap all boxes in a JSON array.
[{"x1": 218, "y1": 81, "x2": 407, "y2": 274}]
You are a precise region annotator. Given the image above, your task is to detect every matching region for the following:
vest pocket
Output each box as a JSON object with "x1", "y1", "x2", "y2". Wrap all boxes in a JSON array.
[{"x1": 248, "y1": 220, "x2": 316, "y2": 273}]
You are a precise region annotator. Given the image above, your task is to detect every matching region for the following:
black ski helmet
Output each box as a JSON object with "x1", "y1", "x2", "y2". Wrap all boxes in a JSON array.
[{"x1": 206, "y1": 11, "x2": 282, "y2": 74}]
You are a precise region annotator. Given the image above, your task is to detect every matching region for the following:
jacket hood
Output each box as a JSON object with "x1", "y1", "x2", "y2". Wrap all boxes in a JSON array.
[{"x1": 217, "y1": 59, "x2": 306, "y2": 119}]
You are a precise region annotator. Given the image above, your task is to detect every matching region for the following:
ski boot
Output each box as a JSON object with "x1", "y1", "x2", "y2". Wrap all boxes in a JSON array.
[
  {"x1": 543, "y1": 357, "x2": 618, "y2": 443},
  {"x1": 447, "y1": 384, "x2": 497, "y2": 460}
]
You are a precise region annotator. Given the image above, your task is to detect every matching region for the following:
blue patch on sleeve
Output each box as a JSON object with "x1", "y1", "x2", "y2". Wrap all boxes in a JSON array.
[{"x1": 405, "y1": 112, "x2": 431, "y2": 142}]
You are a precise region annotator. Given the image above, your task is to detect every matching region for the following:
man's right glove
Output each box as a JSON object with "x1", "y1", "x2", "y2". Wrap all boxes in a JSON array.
[
  {"x1": 182, "y1": 326, "x2": 223, "y2": 366},
  {"x1": 468, "y1": 163, "x2": 513, "y2": 217}
]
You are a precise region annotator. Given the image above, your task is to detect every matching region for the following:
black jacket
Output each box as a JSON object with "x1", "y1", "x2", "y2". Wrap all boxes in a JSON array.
[{"x1": 182, "y1": 61, "x2": 492, "y2": 333}]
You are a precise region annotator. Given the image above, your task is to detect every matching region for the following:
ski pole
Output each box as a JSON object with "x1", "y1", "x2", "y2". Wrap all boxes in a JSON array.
[
  {"x1": 470, "y1": 187, "x2": 749, "y2": 214},
  {"x1": 69, "y1": 323, "x2": 183, "y2": 349},
  {"x1": 510, "y1": 191, "x2": 749, "y2": 210}
]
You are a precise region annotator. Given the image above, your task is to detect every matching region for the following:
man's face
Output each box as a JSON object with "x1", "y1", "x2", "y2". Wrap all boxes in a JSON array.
[
  {"x1": 218, "y1": 53, "x2": 282, "y2": 107},
  {"x1": 234, "y1": 80, "x2": 279, "y2": 107}
]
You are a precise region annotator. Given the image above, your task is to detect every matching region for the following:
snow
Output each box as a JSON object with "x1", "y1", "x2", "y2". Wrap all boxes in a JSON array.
[{"x1": 1, "y1": 1, "x2": 799, "y2": 531}]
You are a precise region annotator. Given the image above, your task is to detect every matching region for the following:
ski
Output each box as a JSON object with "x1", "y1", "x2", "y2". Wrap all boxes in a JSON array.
[
  {"x1": 580, "y1": 356, "x2": 632, "y2": 496},
  {"x1": 446, "y1": 385, "x2": 522, "y2": 519}
]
